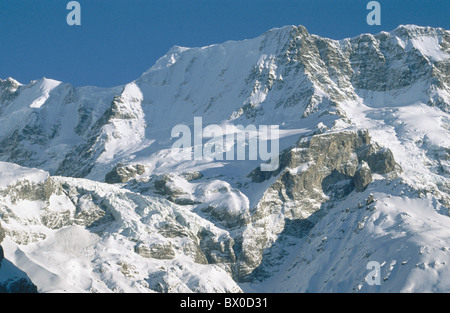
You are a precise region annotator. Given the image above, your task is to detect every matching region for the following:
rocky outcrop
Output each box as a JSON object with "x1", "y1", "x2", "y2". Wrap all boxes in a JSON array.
[
  {"x1": 0, "y1": 78, "x2": 20, "y2": 109},
  {"x1": 359, "y1": 145, "x2": 398, "y2": 174},
  {"x1": 180, "y1": 172, "x2": 204, "y2": 182},
  {"x1": 354, "y1": 161, "x2": 373, "y2": 192},
  {"x1": 105, "y1": 163, "x2": 146, "y2": 184},
  {"x1": 239, "y1": 130, "x2": 400, "y2": 280},
  {"x1": 250, "y1": 129, "x2": 398, "y2": 189},
  {"x1": 135, "y1": 242, "x2": 176, "y2": 260}
]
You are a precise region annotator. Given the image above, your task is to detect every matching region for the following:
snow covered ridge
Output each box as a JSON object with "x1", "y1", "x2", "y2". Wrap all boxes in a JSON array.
[
  {"x1": 0, "y1": 24, "x2": 449, "y2": 292},
  {"x1": 170, "y1": 117, "x2": 281, "y2": 171}
]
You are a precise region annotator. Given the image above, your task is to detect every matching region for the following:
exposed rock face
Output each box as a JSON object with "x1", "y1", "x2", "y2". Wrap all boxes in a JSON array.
[
  {"x1": 250, "y1": 129, "x2": 398, "y2": 188},
  {"x1": 105, "y1": 163, "x2": 146, "y2": 184},
  {"x1": 239, "y1": 130, "x2": 399, "y2": 280},
  {"x1": 153, "y1": 174, "x2": 184, "y2": 197},
  {"x1": 363, "y1": 147, "x2": 398, "y2": 174},
  {"x1": 354, "y1": 161, "x2": 373, "y2": 192},
  {"x1": 0, "y1": 176, "x2": 117, "y2": 244},
  {"x1": 135, "y1": 242, "x2": 176, "y2": 260},
  {"x1": 0, "y1": 78, "x2": 19, "y2": 108},
  {"x1": 180, "y1": 172, "x2": 204, "y2": 182}
]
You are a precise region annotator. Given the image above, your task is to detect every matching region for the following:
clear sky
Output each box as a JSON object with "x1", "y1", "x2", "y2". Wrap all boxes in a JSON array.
[{"x1": 0, "y1": 0, "x2": 448, "y2": 87}]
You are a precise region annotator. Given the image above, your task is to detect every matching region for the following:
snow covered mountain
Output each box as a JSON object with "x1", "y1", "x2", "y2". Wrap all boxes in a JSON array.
[{"x1": 0, "y1": 24, "x2": 449, "y2": 293}]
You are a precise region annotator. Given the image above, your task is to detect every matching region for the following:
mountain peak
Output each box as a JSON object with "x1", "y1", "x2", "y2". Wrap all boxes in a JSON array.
[
  {"x1": 0, "y1": 24, "x2": 449, "y2": 293},
  {"x1": 392, "y1": 24, "x2": 448, "y2": 38}
]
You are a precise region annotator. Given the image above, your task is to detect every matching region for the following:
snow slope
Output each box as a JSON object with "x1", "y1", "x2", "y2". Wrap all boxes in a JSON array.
[{"x1": 0, "y1": 164, "x2": 241, "y2": 293}]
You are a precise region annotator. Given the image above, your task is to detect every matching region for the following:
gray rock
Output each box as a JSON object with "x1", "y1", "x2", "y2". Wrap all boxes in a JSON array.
[
  {"x1": 153, "y1": 174, "x2": 184, "y2": 196},
  {"x1": 134, "y1": 242, "x2": 176, "y2": 260},
  {"x1": 201, "y1": 205, "x2": 248, "y2": 229},
  {"x1": 180, "y1": 242, "x2": 208, "y2": 265},
  {"x1": 144, "y1": 270, "x2": 191, "y2": 293},
  {"x1": 367, "y1": 148, "x2": 398, "y2": 174},
  {"x1": 366, "y1": 194, "x2": 376, "y2": 205},
  {"x1": 117, "y1": 261, "x2": 138, "y2": 278},
  {"x1": 0, "y1": 178, "x2": 59, "y2": 204},
  {"x1": 180, "y1": 171, "x2": 204, "y2": 182},
  {"x1": 240, "y1": 130, "x2": 399, "y2": 280},
  {"x1": 134, "y1": 244, "x2": 152, "y2": 258},
  {"x1": 104, "y1": 163, "x2": 145, "y2": 184},
  {"x1": 198, "y1": 228, "x2": 236, "y2": 265},
  {"x1": 353, "y1": 161, "x2": 373, "y2": 192},
  {"x1": 168, "y1": 196, "x2": 200, "y2": 206}
]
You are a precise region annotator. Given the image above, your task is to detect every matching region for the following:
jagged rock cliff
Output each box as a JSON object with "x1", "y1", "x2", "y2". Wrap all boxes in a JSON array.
[{"x1": 236, "y1": 130, "x2": 400, "y2": 279}]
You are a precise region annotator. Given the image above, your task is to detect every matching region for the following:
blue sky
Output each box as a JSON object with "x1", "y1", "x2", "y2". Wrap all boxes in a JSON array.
[{"x1": 0, "y1": 0, "x2": 448, "y2": 87}]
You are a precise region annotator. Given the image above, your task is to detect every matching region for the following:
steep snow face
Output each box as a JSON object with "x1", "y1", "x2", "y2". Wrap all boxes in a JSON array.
[
  {"x1": 0, "y1": 162, "x2": 49, "y2": 189},
  {"x1": 60, "y1": 82, "x2": 149, "y2": 180},
  {"x1": 0, "y1": 24, "x2": 449, "y2": 293},
  {"x1": 0, "y1": 79, "x2": 122, "y2": 174},
  {"x1": 29, "y1": 79, "x2": 62, "y2": 109}
]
